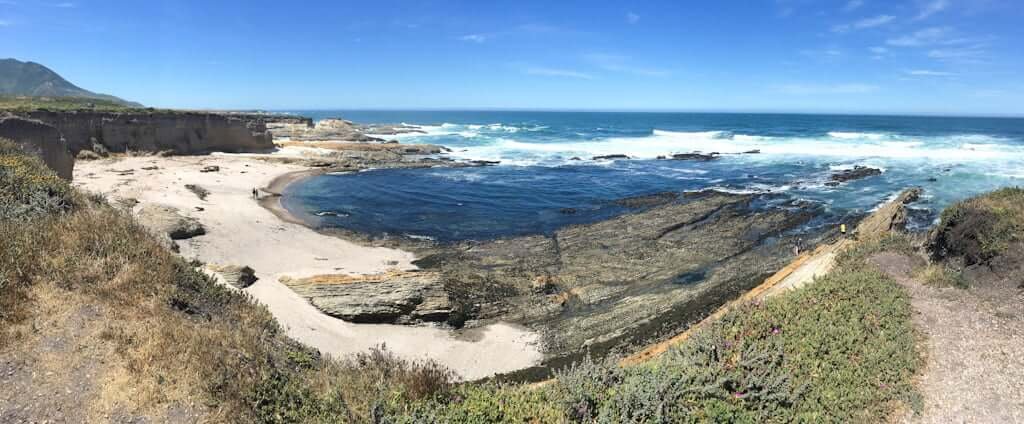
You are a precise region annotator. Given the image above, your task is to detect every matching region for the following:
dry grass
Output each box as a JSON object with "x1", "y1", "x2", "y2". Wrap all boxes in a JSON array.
[{"x1": 1, "y1": 144, "x2": 457, "y2": 422}]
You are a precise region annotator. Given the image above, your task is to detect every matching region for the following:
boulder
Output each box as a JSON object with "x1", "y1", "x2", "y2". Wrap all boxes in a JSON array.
[
  {"x1": 280, "y1": 271, "x2": 452, "y2": 324},
  {"x1": 135, "y1": 204, "x2": 206, "y2": 240},
  {"x1": 206, "y1": 264, "x2": 258, "y2": 289}
]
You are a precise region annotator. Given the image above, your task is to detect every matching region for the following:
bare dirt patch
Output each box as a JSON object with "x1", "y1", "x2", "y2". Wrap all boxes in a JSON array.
[{"x1": 869, "y1": 252, "x2": 1024, "y2": 423}]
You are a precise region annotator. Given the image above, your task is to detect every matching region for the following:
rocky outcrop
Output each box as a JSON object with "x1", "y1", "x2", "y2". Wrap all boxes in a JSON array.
[
  {"x1": 671, "y1": 152, "x2": 719, "y2": 161},
  {"x1": 206, "y1": 264, "x2": 258, "y2": 289},
  {"x1": 280, "y1": 271, "x2": 452, "y2": 324},
  {"x1": 14, "y1": 110, "x2": 275, "y2": 155},
  {"x1": 0, "y1": 115, "x2": 74, "y2": 179},
  {"x1": 267, "y1": 118, "x2": 424, "y2": 142},
  {"x1": 855, "y1": 188, "x2": 922, "y2": 237},
  {"x1": 415, "y1": 191, "x2": 827, "y2": 356},
  {"x1": 826, "y1": 166, "x2": 882, "y2": 186},
  {"x1": 135, "y1": 204, "x2": 206, "y2": 240}
]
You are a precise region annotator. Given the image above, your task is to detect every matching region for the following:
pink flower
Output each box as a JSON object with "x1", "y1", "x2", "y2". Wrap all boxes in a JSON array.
[{"x1": 771, "y1": 327, "x2": 781, "y2": 335}]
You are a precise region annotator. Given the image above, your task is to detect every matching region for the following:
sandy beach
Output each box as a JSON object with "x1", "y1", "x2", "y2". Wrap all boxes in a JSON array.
[{"x1": 72, "y1": 152, "x2": 543, "y2": 380}]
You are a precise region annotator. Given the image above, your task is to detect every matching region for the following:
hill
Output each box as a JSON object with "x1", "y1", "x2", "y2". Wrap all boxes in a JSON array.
[{"x1": 0, "y1": 58, "x2": 141, "y2": 107}]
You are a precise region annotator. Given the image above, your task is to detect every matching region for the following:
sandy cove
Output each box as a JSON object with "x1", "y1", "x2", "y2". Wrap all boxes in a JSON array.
[{"x1": 72, "y1": 152, "x2": 543, "y2": 380}]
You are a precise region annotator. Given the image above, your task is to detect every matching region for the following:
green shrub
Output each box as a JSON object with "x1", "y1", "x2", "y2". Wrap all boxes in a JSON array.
[
  {"x1": 0, "y1": 138, "x2": 73, "y2": 220},
  {"x1": 932, "y1": 187, "x2": 1024, "y2": 264}
]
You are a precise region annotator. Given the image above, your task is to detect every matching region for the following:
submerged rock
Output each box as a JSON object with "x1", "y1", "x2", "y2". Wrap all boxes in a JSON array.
[
  {"x1": 613, "y1": 191, "x2": 680, "y2": 208},
  {"x1": 281, "y1": 271, "x2": 453, "y2": 324}
]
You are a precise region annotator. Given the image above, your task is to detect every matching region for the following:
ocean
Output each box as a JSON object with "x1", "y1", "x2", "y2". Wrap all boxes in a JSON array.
[{"x1": 281, "y1": 111, "x2": 1024, "y2": 242}]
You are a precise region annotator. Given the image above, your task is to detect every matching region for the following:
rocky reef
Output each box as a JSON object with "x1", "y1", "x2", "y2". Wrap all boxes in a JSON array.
[
  {"x1": 0, "y1": 114, "x2": 74, "y2": 179},
  {"x1": 13, "y1": 110, "x2": 276, "y2": 155},
  {"x1": 267, "y1": 117, "x2": 424, "y2": 142},
  {"x1": 406, "y1": 190, "x2": 831, "y2": 360}
]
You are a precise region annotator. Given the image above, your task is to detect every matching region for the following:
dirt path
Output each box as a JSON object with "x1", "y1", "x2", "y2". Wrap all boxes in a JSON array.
[{"x1": 869, "y1": 252, "x2": 1024, "y2": 423}]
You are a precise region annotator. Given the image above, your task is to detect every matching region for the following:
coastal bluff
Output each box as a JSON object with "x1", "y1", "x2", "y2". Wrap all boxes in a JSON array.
[
  {"x1": 0, "y1": 115, "x2": 74, "y2": 179},
  {"x1": 13, "y1": 110, "x2": 277, "y2": 156}
]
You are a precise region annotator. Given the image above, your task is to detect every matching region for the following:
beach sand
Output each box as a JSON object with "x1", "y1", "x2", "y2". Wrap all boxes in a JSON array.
[{"x1": 72, "y1": 152, "x2": 543, "y2": 380}]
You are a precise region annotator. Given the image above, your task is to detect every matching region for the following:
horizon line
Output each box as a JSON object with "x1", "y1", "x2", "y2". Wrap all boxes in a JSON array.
[{"x1": 244, "y1": 107, "x2": 1024, "y2": 120}]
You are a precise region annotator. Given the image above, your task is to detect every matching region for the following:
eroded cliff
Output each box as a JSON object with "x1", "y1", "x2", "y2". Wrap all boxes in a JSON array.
[{"x1": 16, "y1": 110, "x2": 276, "y2": 155}]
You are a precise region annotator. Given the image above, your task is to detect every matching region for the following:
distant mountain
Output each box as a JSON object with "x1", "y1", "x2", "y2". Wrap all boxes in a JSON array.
[{"x1": 0, "y1": 58, "x2": 142, "y2": 107}]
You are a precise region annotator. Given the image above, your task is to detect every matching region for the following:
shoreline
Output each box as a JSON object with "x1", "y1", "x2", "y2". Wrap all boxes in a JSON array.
[
  {"x1": 71, "y1": 152, "x2": 545, "y2": 381},
  {"x1": 258, "y1": 168, "x2": 323, "y2": 226}
]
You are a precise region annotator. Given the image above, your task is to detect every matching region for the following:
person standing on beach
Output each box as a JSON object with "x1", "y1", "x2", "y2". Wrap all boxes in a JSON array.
[{"x1": 252, "y1": 188, "x2": 258, "y2": 200}]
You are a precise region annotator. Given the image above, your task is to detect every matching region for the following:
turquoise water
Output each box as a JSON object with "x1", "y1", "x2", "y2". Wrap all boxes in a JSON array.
[{"x1": 283, "y1": 111, "x2": 1024, "y2": 242}]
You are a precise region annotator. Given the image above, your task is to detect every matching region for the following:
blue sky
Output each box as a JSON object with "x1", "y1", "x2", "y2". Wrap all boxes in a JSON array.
[{"x1": 1, "y1": 0, "x2": 1022, "y2": 115}]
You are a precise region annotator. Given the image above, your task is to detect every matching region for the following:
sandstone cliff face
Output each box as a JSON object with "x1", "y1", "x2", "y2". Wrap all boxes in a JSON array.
[
  {"x1": 0, "y1": 115, "x2": 74, "y2": 179},
  {"x1": 18, "y1": 111, "x2": 275, "y2": 155}
]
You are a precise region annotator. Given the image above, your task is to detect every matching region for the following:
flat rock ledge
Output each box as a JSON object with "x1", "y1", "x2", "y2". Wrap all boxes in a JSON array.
[{"x1": 280, "y1": 271, "x2": 453, "y2": 324}]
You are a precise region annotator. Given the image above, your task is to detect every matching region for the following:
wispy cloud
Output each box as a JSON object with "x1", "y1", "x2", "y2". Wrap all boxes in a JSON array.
[
  {"x1": 459, "y1": 34, "x2": 488, "y2": 43},
  {"x1": 582, "y1": 53, "x2": 670, "y2": 77},
  {"x1": 886, "y1": 26, "x2": 950, "y2": 46},
  {"x1": 773, "y1": 83, "x2": 879, "y2": 95},
  {"x1": 927, "y1": 45, "x2": 987, "y2": 63},
  {"x1": 831, "y1": 14, "x2": 895, "y2": 33},
  {"x1": 914, "y1": 0, "x2": 949, "y2": 21},
  {"x1": 524, "y1": 67, "x2": 595, "y2": 80},
  {"x1": 799, "y1": 48, "x2": 844, "y2": 61},
  {"x1": 626, "y1": 12, "x2": 640, "y2": 24},
  {"x1": 842, "y1": 0, "x2": 865, "y2": 12},
  {"x1": 904, "y1": 69, "x2": 956, "y2": 76}
]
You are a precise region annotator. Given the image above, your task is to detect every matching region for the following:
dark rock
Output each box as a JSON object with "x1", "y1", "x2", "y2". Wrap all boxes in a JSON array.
[
  {"x1": 199, "y1": 165, "x2": 220, "y2": 173},
  {"x1": 829, "y1": 166, "x2": 882, "y2": 184},
  {"x1": 592, "y1": 154, "x2": 629, "y2": 160},
  {"x1": 469, "y1": 160, "x2": 501, "y2": 166},
  {"x1": 569, "y1": 157, "x2": 582, "y2": 161},
  {"x1": 613, "y1": 191, "x2": 680, "y2": 208},
  {"x1": 184, "y1": 184, "x2": 210, "y2": 200},
  {"x1": 419, "y1": 191, "x2": 825, "y2": 356},
  {"x1": 671, "y1": 152, "x2": 718, "y2": 161},
  {"x1": 559, "y1": 208, "x2": 578, "y2": 215},
  {"x1": 742, "y1": 149, "x2": 761, "y2": 154}
]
